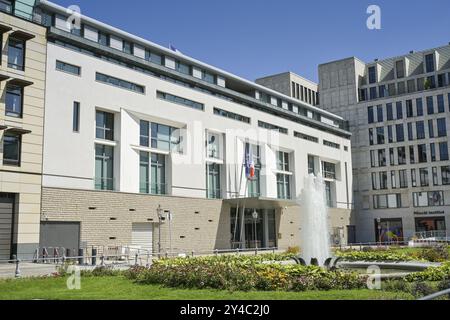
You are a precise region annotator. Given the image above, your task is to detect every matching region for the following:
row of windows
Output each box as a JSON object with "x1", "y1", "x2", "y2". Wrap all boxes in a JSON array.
[
  {"x1": 156, "y1": 91, "x2": 204, "y2": 111},
  {"x1": 368, "y1": 94, "x2": 450, "y2": 124},
  {"x1": 362, "y1": 64, "x2": 450, "y2": 102},
  {"x1": 213, "y1": 107, "x2": 250, "y2": 124},
  {"x1": 96, "y1": 72, "x2": 145, "y2": 94},
  {"x1": 369, "y1": 118, "x2": 447, "y2": 145},
  {"x1": 291, "y1": 81, "x2": 319, "y2": 106},
  {"x1": 258, "y1": 121, "x2": 288, "y2": 135},
  {"x1": 370, "y1": 143, "x2": 449, "y2": 168},
  {"x1": 372, "y1": 166, "x2": 450, "y2": 191},
  {"x1": 372, "y1": 191, "x2": 446, "y2": 209}
]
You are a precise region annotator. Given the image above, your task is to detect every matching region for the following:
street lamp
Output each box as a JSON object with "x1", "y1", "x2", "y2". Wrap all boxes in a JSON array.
[
  {"x1": 157, "y1": 205, "x2": 165, "y2": 258},
  {"x1": 252, "y1": 210, "x2": 259, "y2": 250},
  {"x1": 377, "y1": 218, "x2": 382, "y2": 246}
]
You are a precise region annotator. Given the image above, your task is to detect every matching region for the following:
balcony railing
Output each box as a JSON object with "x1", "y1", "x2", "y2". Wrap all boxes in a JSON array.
[{"x1": 415, "y1": 230, "x2": 448, "y2": 240}]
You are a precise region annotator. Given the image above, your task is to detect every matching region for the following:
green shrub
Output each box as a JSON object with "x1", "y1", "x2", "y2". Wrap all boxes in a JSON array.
[
  {"x1": 412, "y1": 282, "x2": 434, "y2": 298},
  {"x1": 335, "y1": 250, "x2": 415, "y2": 262},
  {"x1": 383, "y1": 280, "x2": 412, "y2": 293},
  {"x1": 405, "y1": 262, "x2": 450, "y2": 282},
  {"x1": 418, "y1": 245, "x2": 449, "y2": 263},
  {"x1": 438, "y1": 280, "x2": 450, "y2": 299}
]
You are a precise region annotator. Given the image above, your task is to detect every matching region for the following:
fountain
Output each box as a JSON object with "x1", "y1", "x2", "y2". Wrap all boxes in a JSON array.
[{"x1": 297, "y1": 173, "x2": 331, "y2": 266}]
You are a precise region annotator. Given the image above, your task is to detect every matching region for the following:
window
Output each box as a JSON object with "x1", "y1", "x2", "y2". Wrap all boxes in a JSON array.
[
  {"x1": 431, "y1": 143, "x2": 436, "y2": 162},
  {"x1": 8, "y1": 38, "x2": 25, "y2": 71},
  {"x1": 379, "y1": 172, "x2": 388, "y2": 190},
  {"x1": 420, "y1": 168, "x2": 429, "y2": 187},
  {"x1": 438, "y1": 74, "x2": 447, "y2": 88},
  {"x1": 157, "y1": 91, "x2": 204, "y2": 111},
  {"x1": 425, "y1": 54, "x2": 435, "y2": 73},
  {"x1": 372, "y1": 172, "x2": 378, "y2": 190},
  {"x1": 388, "y1": 126, "x2": 393, "y2": 143},
  {"x1": 277, "y1": 174, "x2": 291, "y2": 200},
  {"x1": 370, "y1": 150, "x2": 376, "y2": 168},
  {"x1": 391, "y1": 171, "x2": 397, "y2": 189},
  {"x1": 437, "y1": 95, "x2": 445, "y2": 113},
  {"x1": 433, "y1": 167, "x2": 438, "y2": 186},
  {"x1": 370, "y1": 87, "x2": 377, "y2": 100},
  {"x1": 96, "y1": 111, "x2": 114, "y2": 141},
  {"x1": 258, "y1": 121, "x2": 288, "y2": 134},
  {"x1": 145, "y1": 50, "x2": 162, "y2": 65},
  {"x1": 0, "y1": 0, "x2": 13, "y2": 13},
  {"x1": 406, "y1": 100, "x2": 414, "y2": 118},
  {"x1": 376, "y1": 127, "x2": 385, "y2": 145},
  {"x1": 325, "y1": 181, "x2": 333, "y2": 207},
  {"x1": 368, "y1": 66, "x2": 377, "y2": 84},
  {"x1": 308, "y1": 155, "x2": 316, "y2": 175},
  {"x1": 399, "y1": 170, "x2": 408, "y2": 188},
  {"x1": 207, "y1": 132, "x2": 221, "y2": 159},
  {"x1": 246, "y1": 144, "x2": 261, "y2": 197},
  {"x1": 96, "y1": 73, "x2": 145, "y2": 94},
  {"x1": 418, "y1": 144, "x2": 427, "y2": 163},
  {"x1": 378, "y1": 149, "x2": 386, "y2": 167},
  {"x1": 407, "y1": 123, "x2": 413, "y2": 141},
  {"x1": 123, "y1": 41, "x2": 133, "y2": 54},
  {"x1": 377, "y1": 105, "x2": 383, "y2": 122},
  {"x1": 373, "y1": 194, "x2": 402, "y2": 209},
  {"x1": 427, "y1": 96, "x2": 434, "y2": 115},
  {"x1": 5, "y1": 85, "x2": 23, "y2": 117},
  {"x1": 388, "y1": 83, "x2": 396, "y2": 96},
  {"x1": 3, "y1": 133, "x2": 21, "y2": 166},
  {"x1": 416, "y1": 98, "x2": 423, "y2": 116},
  {"x1": 389, "y1": 148, "x2": 395, "y2": 166},
  {"x1": 417, "y1": 78, "x2": 425, "y2": 91},
  {"x1": 139, "y1": 152, "x2": 150, "y2": 194},
  {"x1": 294, "y1": 132, "x2": 319, "y2": 143},
  {"x1": 386, "y1": 103, "x2": 393, "y2": 121},
  {"x1": 151, "y1": 153, "x2": 166, "y2": 195},
  {"x1": 398, "y1": 147, "x2": 406, "y2": 165},
  {"x1": 429, "y1": 120, "x2": 435, "y2": 138},
  {"x1": 95, "y1": 144, "x2": 114, "y2": 191},
  {"x1": 396, "y1": 60, "x2": 405, "y2": 78},
  {"x1": 73, "y1": 102, "x2": 80, "y2": 132},
  {"x1": 398, "y1": 82, "x2": 406, "y2": 95},
  {"x1": 410, "y1": 146, "x2": 416, "y2": 164},
  {"x1": 277, "y1": 152, "x2": 290, "y2": 172},
  {"x1": 56, "y1": 60, "x2": 81, "y2": 76},
  {"x1": 396, "y1": 102, "x2": 403, "y2": 119},
  {"x1": 416, "y1": 121, "x2": 425, "y2": 140},
  {"x1": 98, "y1": 32, "x2": 109, "y2": 46},
  {"x1": 442, "y1": 166, "x2": 450, "y2": 185},
  {"x1": 407, "y1": 79, "x2": 416, "y2": 93},
  {"x1": 322, "y1": 162, "x2": 337, "y2": 180},
  {"x1": 213, "y1": 108, "x2": 250, "y2": 124},
  {"x1": 176, "y1": 61, "x2": 190, "y2": 75},
  {"x1": 396, "y1": 124, "x2": 404, "y2": 142},
  {"x1": 323, "y1": 140, "x2": 340, "y2": 149},
  {"x1": 368, "y1": 106, "x2": 374, "y2": 124},
  {"x1": 439, "y1": 142, "x2": 449, "y2": 161},
  {"x1": 206, "y1": 163, "x2": 221, "y2": 199},
  {"x1": 437, "y1": 118, "x2": 447, "y2": 137},
  {"x1": 411, "y1": 169, "x2": 417, "y2": 187},
  {"x1": 202, "y1": 71, "x2": 215, "y2": 84},
  {"x1": 151, "y1": 123, "x2": 181, "y2": 152},
  {"x1": 379, "y1": 85, "x2": 387, "y2": 98},
  {"x1": 369, "y1": 128, "x2": 374, "y2": 146},
  {"x1": 427, "y1": 76, "x2": 436, "y2": 89},
  {"x1": 413, "y1": 191, "x2": 444, "y2": 207}
]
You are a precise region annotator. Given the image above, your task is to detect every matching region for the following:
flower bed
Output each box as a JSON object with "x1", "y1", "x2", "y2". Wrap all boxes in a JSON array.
[
  {"x1": 124, "y1": 255, "x2": 366, "y2": 292},
  {"x1": 404, "y1": 262, "x2": 450, "y2": 282}
]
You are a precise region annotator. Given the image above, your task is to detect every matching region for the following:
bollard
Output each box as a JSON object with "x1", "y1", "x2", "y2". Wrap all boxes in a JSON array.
[
  {"x1": 66, "y1": 248, "x2": 72, "y2": 262},
  {"x1": 215, "y1": 249, "x2": 219, "y2": 256},
  {"x1": 13, "y1": 255, "x2": 21, "y2": 278},
  {"x1": 92, "y1": 248, "x2": 97, "y2": 266},
  {"x1": 78, "y1": 248, "x2": 85, "y2": 265},
  {"x1": 101, "y1": 255, "x2": 105, "y2": 267},
  {"x1": 191, "y1": 251, "x2": 195, "y2": 258},
  {"x1": 135, "y1": 253, "x2": 138, "y2": 266}
]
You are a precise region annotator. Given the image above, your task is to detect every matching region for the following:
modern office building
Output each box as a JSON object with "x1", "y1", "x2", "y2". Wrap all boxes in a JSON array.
[
  {"x1": 19, "y1": 1, "x2": 354, "y2": 255},
  {"x1": 316, "y1": 45, "x2": 450, "y2": 243},
  {"x1": 0, "y1": 0, "x2": 47, "y2": 259}
]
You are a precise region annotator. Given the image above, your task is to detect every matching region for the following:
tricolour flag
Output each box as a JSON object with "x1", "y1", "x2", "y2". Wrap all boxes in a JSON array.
[{"x1": 245, "y1": 145, "x2": 255, "y2": 180}]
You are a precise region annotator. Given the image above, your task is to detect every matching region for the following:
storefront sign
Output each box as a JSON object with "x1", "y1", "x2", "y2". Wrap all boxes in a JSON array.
[{"x1": 414, "y1": 211, "x2": 445, "y2": 216}]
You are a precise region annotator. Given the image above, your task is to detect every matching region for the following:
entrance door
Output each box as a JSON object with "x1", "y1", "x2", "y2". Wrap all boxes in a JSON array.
[
  {"x1": 415, "y1": 217, "x2": 446, "y2": 238},
  {"x1": 131, "y1": 223, "x2": 153, "y2": 254},
  {"x1": 0, "y1": 195, "x2": 14, "y2": 260}
]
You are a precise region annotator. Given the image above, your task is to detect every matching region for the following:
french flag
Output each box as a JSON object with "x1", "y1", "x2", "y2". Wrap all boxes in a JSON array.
[{"x1": 245, "y1": 145, "x2": 255, "y2": 180}]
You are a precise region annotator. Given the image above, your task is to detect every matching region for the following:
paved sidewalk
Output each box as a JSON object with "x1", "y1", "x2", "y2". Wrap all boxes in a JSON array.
[{"x1": 0, "y1": 263, "x2": 58, "y2": 279}]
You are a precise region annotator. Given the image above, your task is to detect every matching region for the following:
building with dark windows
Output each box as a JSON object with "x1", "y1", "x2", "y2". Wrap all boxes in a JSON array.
[
  {"x1": 0, "y1": 0, "x2": 47, "y2": 259},
  {"x1": 316, "y1": 45, "x2": 450, "y2": 243},
  {"x1": 0, "y1": 0, "x2": 352, "y2": 256}
]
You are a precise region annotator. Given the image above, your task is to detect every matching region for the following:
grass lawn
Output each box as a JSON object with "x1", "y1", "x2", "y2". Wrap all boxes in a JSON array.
[{"x1": 0, "y1": 276, "x2": 414, "y2": 300}]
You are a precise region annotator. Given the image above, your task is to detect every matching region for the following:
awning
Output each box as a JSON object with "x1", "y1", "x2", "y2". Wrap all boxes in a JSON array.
[
  {"x1": 6, "y1": 127, "x2": 32, "y2": 135},
  {"x1": 224, "y1": 197, "x2": 298, "y2": 210},
  {"x1": 0, "y1": 24, "x2": 12, "y2": 34},
  {"x1": 8, "y1": 78, "x2": 34, "y2": 87},
  {"x1": 10, "y1": 30, "x2": 35, "y2": 41}
]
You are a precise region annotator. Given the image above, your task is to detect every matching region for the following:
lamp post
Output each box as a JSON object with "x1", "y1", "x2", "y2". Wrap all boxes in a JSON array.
[
  {"x1": 157, "y1": 205, "x2": 164, "y2": 258},
  {"x1": 377, "y1": 218, "x2": 382, "y2": 247},
  {"x1": 252, "y1": 210, "x2": 259, "y2": 250}
]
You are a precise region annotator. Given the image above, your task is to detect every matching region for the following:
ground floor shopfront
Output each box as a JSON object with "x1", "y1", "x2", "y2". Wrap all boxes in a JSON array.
[
  {"x1": 39, "y1": 187, "x2": 354, "y2": 255},
  {"x1": 357, "y1": 208, "x2": 450, "y2": 243}
]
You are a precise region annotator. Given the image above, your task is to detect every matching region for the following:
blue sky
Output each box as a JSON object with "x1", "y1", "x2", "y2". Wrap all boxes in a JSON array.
[{"x1": 50, "y1": 0, "x2": 450, "y2": 82}]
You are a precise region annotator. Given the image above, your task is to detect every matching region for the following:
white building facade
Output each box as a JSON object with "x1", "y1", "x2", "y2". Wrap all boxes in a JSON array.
[{"x1": 33, "y1": 1, "x2": 354, "y2": 254}]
